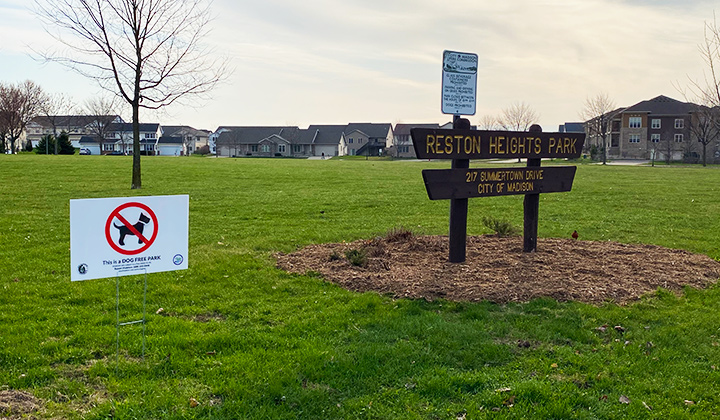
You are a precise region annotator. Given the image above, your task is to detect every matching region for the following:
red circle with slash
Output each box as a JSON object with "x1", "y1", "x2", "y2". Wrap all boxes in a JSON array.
[{"x1": 105, "y1": 202, "x2": 159, "y2": 255}]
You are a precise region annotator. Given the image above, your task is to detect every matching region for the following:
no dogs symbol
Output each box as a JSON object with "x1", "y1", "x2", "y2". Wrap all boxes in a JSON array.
[{"x1": 105, "y1": 202, "x2": 159, "y2": 255}]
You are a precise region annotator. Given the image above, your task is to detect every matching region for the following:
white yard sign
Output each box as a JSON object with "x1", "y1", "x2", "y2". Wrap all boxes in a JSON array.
[
  {"x1": 70, "y1": 195, "x2": 189, "y2": 281},
  {"x1": 441, "y1": 50, "x2": 478, "y2": 116}
]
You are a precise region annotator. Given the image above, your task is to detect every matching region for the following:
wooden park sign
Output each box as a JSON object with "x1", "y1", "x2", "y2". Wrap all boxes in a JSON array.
[
  {"x1": 421, "y1": 166, "x2": 577, "y2": 200},
  {"x1": 411, "y1": 124, "x2": 585, "y2": 262},
  {"x1": 412, "y1": 128, "x2": 583, "y2": 160}
]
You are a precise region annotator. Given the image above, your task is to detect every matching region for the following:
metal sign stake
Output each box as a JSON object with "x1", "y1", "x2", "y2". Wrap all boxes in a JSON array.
[{"x1": 115, "y1": 269, "x2": 148, "y2": 373}]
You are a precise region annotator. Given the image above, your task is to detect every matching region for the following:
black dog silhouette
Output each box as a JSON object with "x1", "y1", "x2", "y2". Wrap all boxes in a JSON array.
[{"x1": 114, "y1": 213, "x2": 151, "y2": 246}]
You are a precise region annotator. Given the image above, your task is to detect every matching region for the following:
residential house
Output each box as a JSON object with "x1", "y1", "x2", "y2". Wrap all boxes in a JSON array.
[
  {"x1": 79, "y1": 123, "x2": 162, "y2": 155},
  {"x1": 391, "y1": 123, "x2": 440, "y2": 158},
  {"x1": 26, "y1": 115, "x2": 123, "y2": 148},
  {"x1": 156, "y1": 136, "x2": 184, "y2": 156},
  {"x1": 558, "y1": 122, "x2": 585, "y2": 133},
  {"x1": 212, "y1": 124, "x2": 393, "y2": 158},
  {"x1": 214, "y1": 126, "x2": 301, "y2": 157},
  {"x1": 339, "y1": 123, "x2": 393, "y2": 156},
  {"x1": 162, "y1": 125, "x2": 210, "y2": 155},
  {"x1": 304, "y1": 125, "x2": 346, "y2": 157},
  {"x1": 584, "y1": 95, "x2": 714, "y2": 161}
]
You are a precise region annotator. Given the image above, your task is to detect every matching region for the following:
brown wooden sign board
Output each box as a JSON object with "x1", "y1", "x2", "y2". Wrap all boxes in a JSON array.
[
  {"x1": 422, "y1": 166, "x2": 577, "y2": 200},
  {"x1": 411, "y1": 128, "x2": 585, "y2": 160}
]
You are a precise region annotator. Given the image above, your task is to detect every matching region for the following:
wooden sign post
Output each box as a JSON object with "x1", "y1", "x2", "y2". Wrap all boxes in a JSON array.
[{"x1": 411, "y1": 126, "x2": 585, "y2": 261}]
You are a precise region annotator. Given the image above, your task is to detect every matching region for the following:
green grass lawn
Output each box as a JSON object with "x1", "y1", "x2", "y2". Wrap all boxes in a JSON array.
[{"x1": 1, "y1": 155, "x2": 720, "y2": 419}]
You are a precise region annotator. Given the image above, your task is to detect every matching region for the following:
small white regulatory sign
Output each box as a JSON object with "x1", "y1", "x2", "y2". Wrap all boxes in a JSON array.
[
  {"x1": 441, "y1": 50, "x2": 478, "y2": 116},
  {"x1": 70, "y1": 195, "x2": 189, "y2": 281}
]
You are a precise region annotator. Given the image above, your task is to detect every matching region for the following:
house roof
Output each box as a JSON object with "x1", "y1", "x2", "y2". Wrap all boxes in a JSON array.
[
  {"x1": 344, "y1": 123, "x2": 392, "y2": 139},
  {"x1": 623, "y1": 95, "x2": 700, "y2": 115},
  {"x1": 30, "y1": 115, "x2": 121, "y2": 129},
  {"x1": 78, "y1": 135, "x2": 102, "y2": 144},
  {"x1": 393, "y1": 123, "x2": 440, "y2": 136},
  {"x1": 79, "y1": 135, "x2": 156, "y2": 145},
  {"x1": 559, "y1": 122, "x2": 585, "y2": 133},
  {"x1": 162, "y1": 125, "x2": 208, "y2": 137},
  {"x1": 216, "y1": 126, "x2": 300, "y2": 145},
  {"x1": 108, "y1": 122, "x2": 161, "y2": 132},
  {"x1": 305, "y1": 125, "x2": 347, "y2": 145},
  {"x1": 213, "y1": 123, "x2": 393, "y2": 147},
  {"x1": 158, "y1": 136, "x2": 182, "y2": 144}
]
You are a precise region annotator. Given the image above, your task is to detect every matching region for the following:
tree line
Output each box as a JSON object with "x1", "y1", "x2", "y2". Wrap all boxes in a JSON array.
[{"x1": 0, "y1": 80, "x2": 123, "y2": 155}]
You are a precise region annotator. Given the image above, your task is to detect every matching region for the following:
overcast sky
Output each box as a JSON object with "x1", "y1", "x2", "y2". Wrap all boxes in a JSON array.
[{"x1": 0, "y1": 0, "x2": 717, "y2": 131}]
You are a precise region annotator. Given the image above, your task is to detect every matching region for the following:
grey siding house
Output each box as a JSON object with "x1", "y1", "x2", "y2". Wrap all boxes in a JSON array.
[
  {"x1": 339, "y1": 123, "x2": 393, "y2": 156},
  {"x1": 214, "y1": 127, "x2": 303, "y2": 157},
  {"x1": 391, "y1": 123, "x2": 440, "y2": 158}
]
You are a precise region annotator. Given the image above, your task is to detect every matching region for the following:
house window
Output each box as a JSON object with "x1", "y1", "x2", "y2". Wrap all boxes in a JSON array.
[
  {"x1": 629, "y1": 135, "x2": 640, "y2": 143},
  {"x1": 629, "y1": 117, "x2": 642, "y2": 128},
  {"x1": 145, "y1": 132, "x2": 156, "y2": 139},
  {"x1": 674, "y1": 119, "x2": 684, "y2": 129},
  {"x1": 103, "y1": 143, "x2": 114, "y2": 151},
  {"x1": 651, "y1": 119, "x2": 661, "y2": 129},
  {"x1": 651, "y1": 134, "x2": 660, "y2": 143},
  {"x1": 277, "y1": 144, "x2": 286, "y2": 153},
  {"x1": 348, "y1": 138, "x2": 353, "y2": 143},
  {"x1": 293, "y1": 145, "x2": 302, "y2": 153},
  {"x1": 674, "y1": 134, "x2": 684, "y2": 142},
  {"x1": 250, "y1": 144, "x2": 258, "y2": 152},
  {"x1": 350, "y1": 148, "x2": 356, "y2": 155},
  {"x1": 261, "y1": 144, "x2": 270, "y2": 153}
]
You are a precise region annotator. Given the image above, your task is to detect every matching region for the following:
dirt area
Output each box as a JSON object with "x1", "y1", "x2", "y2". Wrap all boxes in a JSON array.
[
  {"x1": 276, "y1": 234, "x2": 720, "y2": 305},
  {"x1": 0, "y1": 390, "x2": 41, "y2": 419}
]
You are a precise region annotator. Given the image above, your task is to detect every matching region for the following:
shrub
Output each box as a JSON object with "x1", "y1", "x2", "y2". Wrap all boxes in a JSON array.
[
  {"x1": 482, "y1": 216, "x2": 520, "y2": 237},
  {"x1": 35, "y1": 135, "x2": 55, "y2": 154},
  {"x1": 329, "y1": 251, "x2": 341, "y2": 262},
  {"x1": 589, "y1": 145, "x2": 599, "y2": 161},
  {"x1": 344, "y1": 249, "x2": 367, "y2": 267},
  {"x1": 35, "y1": 132, "x2": 74, "y2": 155},
  {"x1": 56, "y1": 132, "x2": 75, "y2": 155},
  {"x1": 384, "y1": 226, "x2": 413, "y2": 243},
  {"x1": 194, "y1": 145, "x2": 210, "y2": 155}
]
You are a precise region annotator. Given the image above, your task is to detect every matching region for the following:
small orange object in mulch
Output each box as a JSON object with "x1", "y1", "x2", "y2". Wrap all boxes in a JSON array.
[{"x1": 276, "y1": 235, "x2": 720, "y2": 305}]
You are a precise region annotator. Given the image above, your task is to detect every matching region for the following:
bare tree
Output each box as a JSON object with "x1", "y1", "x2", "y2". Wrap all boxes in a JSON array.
[
  {"x1": 498, "y1": 102, "x2": 539, "y2": 161},
  {"x1": 0, "y1": 80, "x2": 47, "y2": 154},
  {"x1": 83, "y1": 96, "x2": 120, "y2": 154},
  {"x1": 659, "y1": 133, "x2": 676, "y2": 164},
  {"x1": 38, "y1": 92, "x2": 75, "y2": 154},
  {"x1": 688, "y1": 105, "x2": 720, "y2": 166},
  {"x1": 36, "y1": 0, "x2": 227, "y2": 188},
  {"x1": 681, "y1": 129, "x2": 699, "y2": 163},
  {"x1": 580, "y1": 93, "x2": 617, "y2": 165},
  {"x1": 0, "y1": 86, "x2": 8, "y2": 153},
  {"x1": 478, "y1": 114, "x2": 499, "y2": 130},
  {"x1": 681, "y1": 16, "x2": 720, "y2": 166},
  {"x1": 178, "y1": 129, "x2": 194, "y2": 156},
  {"x1": 498, "y1": 102, "x2": 539, "y2": 131}
]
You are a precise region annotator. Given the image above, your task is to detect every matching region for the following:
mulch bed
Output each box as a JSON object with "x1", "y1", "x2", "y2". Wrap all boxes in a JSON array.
[
  {"x1": 0, "y1": 390, "x2": 41, "y2": 419},
  {"x1": 276, "y1": 234, "x2": 720, "y2": 305}
]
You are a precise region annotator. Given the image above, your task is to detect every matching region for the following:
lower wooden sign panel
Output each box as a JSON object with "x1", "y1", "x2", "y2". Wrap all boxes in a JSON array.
[{"x1": 422, "y1": 166, "x2": 577, "y2": 200}]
